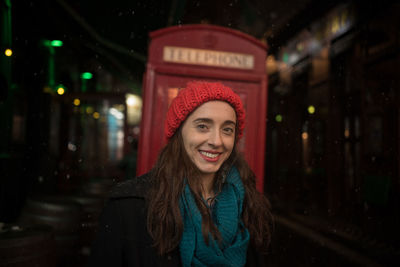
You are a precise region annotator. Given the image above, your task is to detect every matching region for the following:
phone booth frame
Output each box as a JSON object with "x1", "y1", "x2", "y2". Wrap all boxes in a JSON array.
[{"x1": 137, "y1": 24, "x2": 268, "y2": 192}]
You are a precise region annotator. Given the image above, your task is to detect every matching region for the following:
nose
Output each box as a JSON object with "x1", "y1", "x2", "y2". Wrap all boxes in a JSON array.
[{"x1": 208, "y1": 129, "x2": 223, "y2": 147}]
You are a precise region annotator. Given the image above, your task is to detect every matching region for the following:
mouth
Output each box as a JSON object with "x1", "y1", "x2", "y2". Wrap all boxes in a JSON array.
[{"x1": 199, "y1": 150, "x2": 221, "y2": 162}]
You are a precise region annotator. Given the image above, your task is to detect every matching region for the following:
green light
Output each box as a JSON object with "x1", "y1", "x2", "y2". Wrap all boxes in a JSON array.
[
  {"x1": 308, "y1": 105, "x2": 315, "y2": 114},
  {"x1": 86, "y1": 106, "x2": 94, "y2": 114},
  {"x1": 282, "y1": 53, "x2": 289, "y2": 63},
  {"x1": 42, "y1": 40, "x2": 63, "y2": 47},
  {"x1": 50, "y1": 40, "x2": 63, "y2": 47},
  {"x1": 275, "y1": 114, "x2": 283, "y2": 122},
  {"x1": 81, "y1": 72, "x2": 93, "y2": 79}
]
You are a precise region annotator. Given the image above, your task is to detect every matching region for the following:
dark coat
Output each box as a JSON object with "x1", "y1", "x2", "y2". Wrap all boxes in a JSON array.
[{"x1": 89, "y1": 173, "x2": 266, "y2": 267}]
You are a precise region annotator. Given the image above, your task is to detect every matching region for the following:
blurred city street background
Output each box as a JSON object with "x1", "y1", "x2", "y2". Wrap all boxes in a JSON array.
[{"x1": 1, "y1": 0, "x2": 399, "y2": 266}]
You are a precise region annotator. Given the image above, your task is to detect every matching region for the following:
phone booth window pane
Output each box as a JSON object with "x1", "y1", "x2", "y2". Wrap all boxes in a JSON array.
[{"x1": 168, "y1": 87, "x2": 179, "y2": 107}]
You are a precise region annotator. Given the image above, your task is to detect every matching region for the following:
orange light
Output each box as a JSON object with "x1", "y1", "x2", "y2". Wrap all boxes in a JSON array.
[
  {"x1": 57, "y1": 87, "x2": 65, "y2": 95},
  {"x1": 5, "y1": 49, "x2": 12, "y2": 57},
  {"x1": 344, "y1": 129, "x2": 350, "y2": 138}
]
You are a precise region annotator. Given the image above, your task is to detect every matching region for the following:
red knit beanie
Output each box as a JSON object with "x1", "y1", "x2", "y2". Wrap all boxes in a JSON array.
[{"x1": 165, "y1": 81, "x2": 245, "y2": 140}]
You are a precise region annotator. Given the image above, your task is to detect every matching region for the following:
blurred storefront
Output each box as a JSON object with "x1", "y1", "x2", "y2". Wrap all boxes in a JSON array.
[{"x1": 265, "y1": 2, "x2": 400, "y2": 266}]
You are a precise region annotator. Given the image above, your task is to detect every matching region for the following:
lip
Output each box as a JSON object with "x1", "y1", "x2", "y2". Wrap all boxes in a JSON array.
[{"x1": 199, "y1": 150, "x2": 222, "y2": 162}]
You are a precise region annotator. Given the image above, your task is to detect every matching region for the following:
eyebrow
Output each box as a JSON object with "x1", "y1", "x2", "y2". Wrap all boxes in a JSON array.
[{"x1": 193, "y1": 118, "x2": 236, "y2": 126}]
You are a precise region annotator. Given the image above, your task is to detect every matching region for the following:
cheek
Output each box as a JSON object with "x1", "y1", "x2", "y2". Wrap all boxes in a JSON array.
[
  {"x1": 181, "y1": 127, "x2": 193, "y2": 154},
  {"x1": 225, "y1": 138, "x2": 235, "y2": 155},
  {"x1": 183, "y1": 135, "x2": 200, "y2": 157},
  {"x1": 183, "y1": 138, "x2": 193, "y2": 156}
]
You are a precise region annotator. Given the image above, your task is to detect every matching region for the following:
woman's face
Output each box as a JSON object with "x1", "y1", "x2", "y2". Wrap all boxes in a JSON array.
[{"x1": 181, "y1": 101, "x2": 236, "y2": 179}]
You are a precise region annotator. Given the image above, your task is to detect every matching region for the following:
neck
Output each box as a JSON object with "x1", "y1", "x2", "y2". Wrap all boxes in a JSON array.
[{"x1": 200, "y1": 173, "x2": 216, "y2": 199}]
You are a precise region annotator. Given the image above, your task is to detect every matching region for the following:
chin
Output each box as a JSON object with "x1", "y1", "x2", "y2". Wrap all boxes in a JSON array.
[{"x1": 197, "y1": 164, "x2": 222, "y2": 176}]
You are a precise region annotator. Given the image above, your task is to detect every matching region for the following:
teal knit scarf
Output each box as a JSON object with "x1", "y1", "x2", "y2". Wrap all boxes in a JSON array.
[{"x1": 179, "y1": 166, "x2": 250, "y2": 267}]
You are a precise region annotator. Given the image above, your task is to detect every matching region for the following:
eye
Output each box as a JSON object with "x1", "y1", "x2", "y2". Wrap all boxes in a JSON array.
[
  {"x1": 222, "y1": 127, "x2": 234, "y2": 135},
  {"x1": 196, "y1": 124, "x2": 208, "y2": 131}
]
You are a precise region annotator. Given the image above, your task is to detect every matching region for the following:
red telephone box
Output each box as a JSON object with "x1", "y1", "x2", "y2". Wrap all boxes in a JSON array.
[{"x1": 137, "y1": 24, "x2": 268, "y2": 192}]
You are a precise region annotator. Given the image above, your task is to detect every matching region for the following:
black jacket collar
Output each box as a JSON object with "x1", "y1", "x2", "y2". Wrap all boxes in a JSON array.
[{"x1": 109, "y1": 173, "x2": 151, "y2": 199}]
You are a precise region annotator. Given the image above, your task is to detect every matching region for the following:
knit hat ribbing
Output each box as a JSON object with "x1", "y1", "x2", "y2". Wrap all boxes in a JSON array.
[{"x1": 165, "y1": 81, "x2": 245, "y2": 140}]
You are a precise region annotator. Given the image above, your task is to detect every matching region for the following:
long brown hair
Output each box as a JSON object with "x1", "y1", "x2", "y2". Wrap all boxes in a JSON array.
[{"x1": 147, "y1": 129, "x2": 273, "y2": 255}]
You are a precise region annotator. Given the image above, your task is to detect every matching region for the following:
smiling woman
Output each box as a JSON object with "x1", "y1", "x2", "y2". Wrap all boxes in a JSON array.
[
  {"x1": 89, "y1": 81, "x2": 273, "y2": 267},
  {"x1": 181, "y1": 101, "x2": 236, "y2": 188}
]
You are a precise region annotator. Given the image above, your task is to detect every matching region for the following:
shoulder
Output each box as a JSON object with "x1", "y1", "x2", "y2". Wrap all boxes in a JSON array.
[
  {"x1": 100, "y1": 173, "x2": 152, "y2": 234},
  {"x1": 109, "y1": 173, "x2": 152, "y2": 199}
]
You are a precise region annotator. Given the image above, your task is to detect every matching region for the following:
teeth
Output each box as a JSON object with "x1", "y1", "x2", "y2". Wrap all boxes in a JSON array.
[{"x1": 200, "y1": 151, "x2": 218, "y2": 158}]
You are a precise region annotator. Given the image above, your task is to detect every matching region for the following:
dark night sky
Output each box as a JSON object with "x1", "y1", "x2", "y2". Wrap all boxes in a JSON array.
[
  {"x1": 10, "y1": 0, "x2": 341, "y2": 90},
  {"x1": 10, "y1": 0, "x2": 318, "y2": 76},
  {"x1": 11, "y1": 0, "x2": 177, "y2": 87}
]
